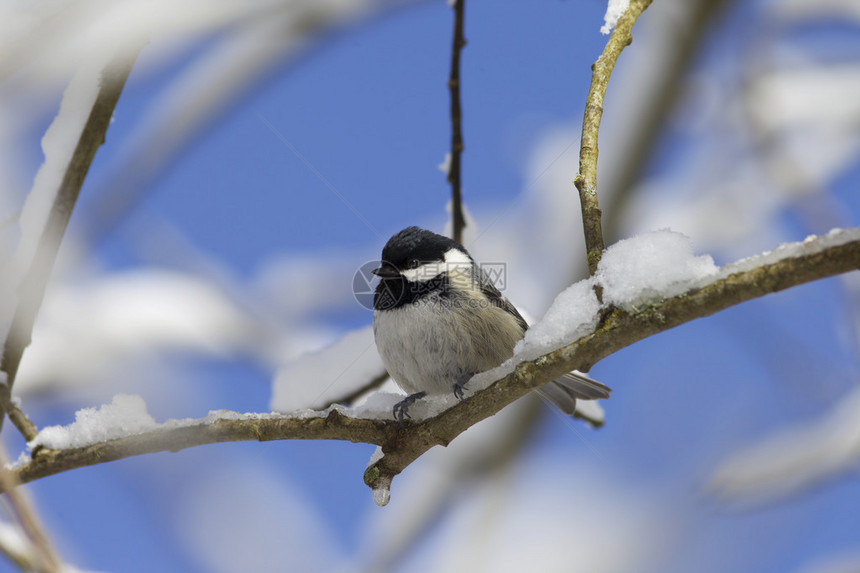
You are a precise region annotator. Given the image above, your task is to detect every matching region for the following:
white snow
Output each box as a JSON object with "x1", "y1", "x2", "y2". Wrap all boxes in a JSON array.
[
  {"x1": 18, "y1": 57, "x2": 106, "y2": 262},
  {"x1": 26, "y1": 396, "x2": 309, "y2": 452},
  {"x1": 347, "y1": 391, "x2": 408, "y2": 420},
  {"x1": 270, "y1": 325, "x2": 387, "y2": 412},
  {"x1": 601, "y1": 0, "x2": 630, "y2": 34},
  {"x1": 515, "y1": 280, "x2": 601, "y2": 361},
  {"x1": 595, "y1": 229, "x2": 718, "y2": 310},
  {"x1": 367, "y1": 446, "x2": 384, "y2": 468},
  {"x1": 718, "y1": 227, "x2": 860, "y2": 277},
  {"x1": 31, "y1": 394, "x2": 157, "y2": 450},
  {"x1": 437, "y1": 152, "x2": 452, "y2": 175},
  {"x1": 0, "y1": 51, "x2": 111, "y2": 343}
]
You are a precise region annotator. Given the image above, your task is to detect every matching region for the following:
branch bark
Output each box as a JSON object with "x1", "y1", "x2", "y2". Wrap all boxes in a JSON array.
[
  {"x1": 0, "y1": 444, "x2": 62, "y2": 572},
  {"x1": 7, "y1": 230, "x2": 859, "y2": 498},
  {"x1": 0, "y1": 47, "x2": 141, "y2": 440},
  {"x1": 575, "y1": 0, "x2": 653, "y2": 275},
  {"x1": 447, "y1": 0, "x2": 467, "y2": 244}
]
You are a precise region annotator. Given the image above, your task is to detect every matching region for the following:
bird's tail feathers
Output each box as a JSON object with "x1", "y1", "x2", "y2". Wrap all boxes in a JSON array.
[{"x1": 535, "y1": 371, "x2": 611, "y2": 416}]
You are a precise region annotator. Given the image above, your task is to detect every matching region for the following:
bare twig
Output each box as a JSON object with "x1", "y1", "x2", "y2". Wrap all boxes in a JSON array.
[
  {"x1": 0, "y1": 48, "x2": 141, "y2": 439},
  {"x1": 447, "y1": 0, "x2": 467, "y2": 244},
  {"x1": 6, "y1": 230, "x2": 859, "y2": 499},
  {"x1": 575, "y1": 0, "x2": 653, "y2": 275},
  {"x1": 0, "y1": 385, "x2": 36, "y2": 442},
  {"x1": 0, "y1": 444, "x2": 62, "y2": 572},
  {"x1": 316, "y1": 369, "x2": 391, "y2": 410}
]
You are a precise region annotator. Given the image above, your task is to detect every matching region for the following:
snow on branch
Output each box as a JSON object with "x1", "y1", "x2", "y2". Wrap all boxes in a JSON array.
[
  {"x1": 5, "y1": 228, "x2": 859, "y2": 503},
  {"x1": 601, "y1": 0, "x2": 631, "y2": 35}
]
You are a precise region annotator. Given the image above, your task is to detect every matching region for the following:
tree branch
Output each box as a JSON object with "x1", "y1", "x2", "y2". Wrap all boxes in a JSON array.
[
  {"x1": 0, "y1": 48, "x2": 141, "y2": 440},
  {"x1": 447, "y1": 0, "x2": 467, "y2": 244},
  {"x1": 0, "y1": 444, "x2": 62, "y2": 572},
  {"x1": 575, "y1": 0, "x2": 653, "y2": 275},
  {"x1": 315, "y1": 369, "x2": 390, "y2": 410},
  {"x1": 6, "y1": 230, "x2": 858, "y2": 498},
  {"x1": 0, "y1": 384, "x2": 37, "y2": 442},
  {"x1": 15, "y1": 410, "x2": 394, "y2": 487}
]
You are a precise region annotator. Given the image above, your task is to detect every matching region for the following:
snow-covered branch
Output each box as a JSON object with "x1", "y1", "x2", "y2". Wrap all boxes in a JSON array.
[
  {"x1": 15, "y1": 404, "x2": 394, "y2": 488},
  {"x1": 6, "y1": 228, "x2": 858, "y2": 502},
  {"x1": 0, "y1": 46, "x2": 141, "y2": 440}
]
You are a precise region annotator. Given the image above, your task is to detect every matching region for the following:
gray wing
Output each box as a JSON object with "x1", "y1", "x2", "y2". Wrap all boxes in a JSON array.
[
  {"x1": 473, "y1": 264, "x2": 612, "y2": 414},
  {"x1": 474, "y1": 266, "x2": 528, "y2": 332}
]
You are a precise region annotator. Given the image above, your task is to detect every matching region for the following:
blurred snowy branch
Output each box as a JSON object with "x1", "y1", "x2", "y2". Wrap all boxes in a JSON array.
[
  {"x1": 271, "y1": 326, "x2": 390, "y2": 411},
  {"x1": 709, "y1": 384, "x2": 860, "y2": 504},
  {"x1": 0, "y1": 45, "x2": 140, "y2": 441}
]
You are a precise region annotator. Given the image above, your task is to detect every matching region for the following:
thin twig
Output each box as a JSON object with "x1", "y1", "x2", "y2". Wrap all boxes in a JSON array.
[
  {"x1": 0, "y1": 385, "x2": 37, "y2": 442},
  {"x1": 575, "y1": 0, "x2": 654, "y2": 275},
  {"x1": 5, "y1": 230, "x2": 858, "y2": 497},
  {"x1": 0, "y1": 48, "x2": 141, "y2": 439},
  {"x1": 447, "y1": 0, "x2": 467, "y2": 244},
  {"x1": 316, "y1": 370, "x2": 391, "y2": 410},
  {"x1": 0, "y1": 444, "x2": 63, "y2": 572}
]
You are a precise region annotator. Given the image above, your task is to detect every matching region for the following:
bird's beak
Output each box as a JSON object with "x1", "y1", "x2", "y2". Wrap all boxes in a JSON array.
[{"x1": 371, "y1": 264, "x2": 400, "y2": 278}]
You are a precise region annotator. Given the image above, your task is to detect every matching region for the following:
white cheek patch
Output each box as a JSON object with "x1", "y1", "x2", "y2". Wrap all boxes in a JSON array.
[
  {"x1": 399, "y1": 247, "x2": 473, "y2": 282},
  {"x1": 400, "y1": 262, "x2": 443, "y2": 282},
  {"x1": 444, "y1": 247, "x2": 473, "y2": 269}
]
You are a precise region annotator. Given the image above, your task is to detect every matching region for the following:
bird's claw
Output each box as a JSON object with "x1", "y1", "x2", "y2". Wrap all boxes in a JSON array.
[
  {"x1": 452, "y1": 373, "x2": 473, "y2": 401},
  {"x1": 392, "y1": 391, "x2": 426, "y2": 425}
]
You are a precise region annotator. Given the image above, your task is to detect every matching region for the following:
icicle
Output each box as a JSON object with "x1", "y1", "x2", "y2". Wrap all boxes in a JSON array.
[{"x1": 372, "y1": 483, "x2": 391, "y2": 507}]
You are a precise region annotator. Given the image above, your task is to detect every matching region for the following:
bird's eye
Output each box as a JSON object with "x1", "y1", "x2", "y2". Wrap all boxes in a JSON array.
[{"x1": 408, "y1": 259, "x2": 421, "y2": 269}]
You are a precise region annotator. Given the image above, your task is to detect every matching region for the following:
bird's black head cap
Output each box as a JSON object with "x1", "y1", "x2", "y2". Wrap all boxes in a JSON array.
[
  {"x1": 380, "y1": 226, "x2": 467, "y2": 270},
  {"x1": 372, "y1": 227, "x2": 471, "y2": 310}
]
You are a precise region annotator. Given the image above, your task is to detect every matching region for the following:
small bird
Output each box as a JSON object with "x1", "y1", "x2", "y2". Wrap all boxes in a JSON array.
[{"x1": 372, "y1": 226, "x2": 610, "y2": 422}]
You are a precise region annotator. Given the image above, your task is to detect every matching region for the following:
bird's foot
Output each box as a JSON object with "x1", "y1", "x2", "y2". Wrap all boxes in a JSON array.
[
  {"x1": 452, "y1": 373, "x2": 473, "y2": 401},
  {"x1": 393, "y1": 391, "x2": 427, "y2": 425}
]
